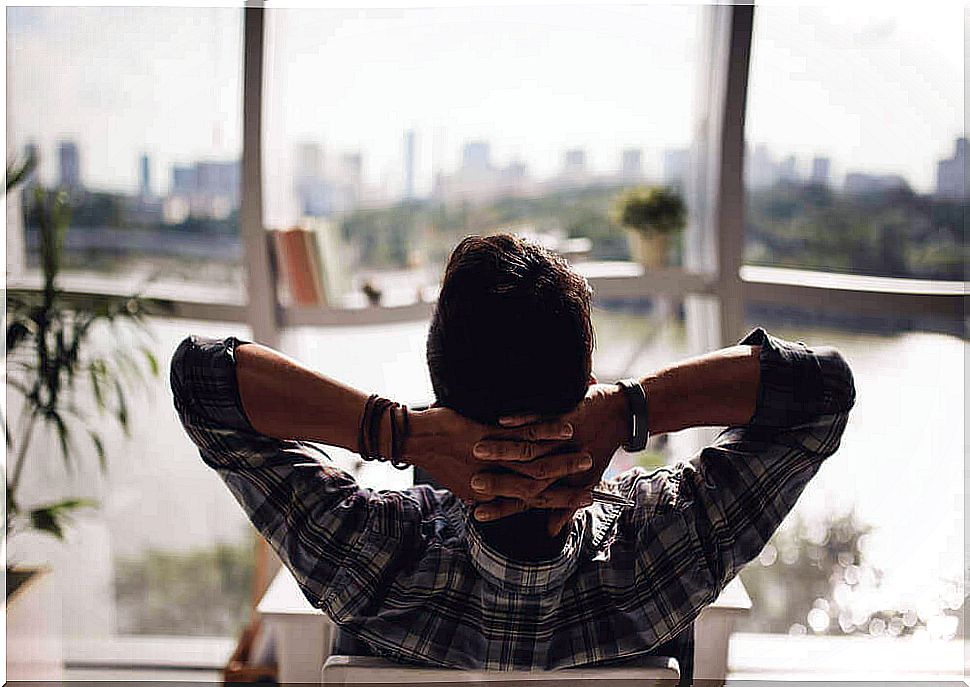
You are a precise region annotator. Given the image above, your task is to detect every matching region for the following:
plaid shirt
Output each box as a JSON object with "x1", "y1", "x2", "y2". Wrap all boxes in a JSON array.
[{"x1": 170, "y1": 326, "x2": 854, "y2": 672}]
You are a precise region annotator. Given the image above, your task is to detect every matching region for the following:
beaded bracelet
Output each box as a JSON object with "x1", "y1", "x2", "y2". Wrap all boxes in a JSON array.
[{"x1": 357, "y1": 394, "x2": 411, "y2": 470}]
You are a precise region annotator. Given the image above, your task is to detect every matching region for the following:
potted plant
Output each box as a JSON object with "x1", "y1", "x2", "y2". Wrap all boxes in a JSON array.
[
  {"x1": 5, "y1": 151, "x2": 163, "y2": 674},
  {"x1": 613, "y1": 186, "x2": 687, "y2": 268}
]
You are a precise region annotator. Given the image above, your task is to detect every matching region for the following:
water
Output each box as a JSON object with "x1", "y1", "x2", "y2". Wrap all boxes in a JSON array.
[{"x1": 7, "y1": 311, "x2": 965, "y2": 639}]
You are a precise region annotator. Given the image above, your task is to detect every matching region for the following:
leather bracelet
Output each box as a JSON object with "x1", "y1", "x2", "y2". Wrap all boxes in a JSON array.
[{"x1": 615, "y1": 378, "x2": 649, "y2": 452}]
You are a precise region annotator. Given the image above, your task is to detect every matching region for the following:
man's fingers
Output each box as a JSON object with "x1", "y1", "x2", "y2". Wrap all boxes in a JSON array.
[
  {"x1": 490, "y1": 452, "x2": 593, "y2": 480},
  {"x1": 474, "y1": 497, "x2": 529, "y2": 522},
  {"x1": 497, "y1": 414, "x2": 542, "y2": 428},
  {"x1": 471, "y1": 472, "x2": 555, "y2": 500},
  {"x1": 487, "y1": 420, "x2": 573, "y2": 443},
  {"x1": 473, "y1": 436, "x2": 573, "y2": 463}
]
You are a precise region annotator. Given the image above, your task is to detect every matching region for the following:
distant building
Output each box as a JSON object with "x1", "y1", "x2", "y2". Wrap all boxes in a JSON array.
[
  {"x1": 58, "y1": 140, "x2": 81, "y2": 190},
  {"x1": 339, "y1": 152, "x2": 364, "y2": 206},
  {"x1": 777, "y1": 155, "x2": 798, "y2": 183},
  {"x1": 139, "y1": 153, "x2": 152, "y2": 198},
  {"x1": 296, "y1": 142, "x2": 323, "y2": 179},
  {"x1": 621, "y1": 148, "x2": 643, "y2": 181},
  {"x1": 746, "y1": 143, "x2": 776, "y2": 189},
  {"x1": 461, "y1": 141, "x2": 491, "y2": 172},
  {"x1": 167, "y1": 159, "x2": 240, "y2": 220},
  {"x1": 563, "y1": 149, "x2": 587, "y2": 176},
  {"x1": 810, "y1": 156, "x2": 831, "y2": 186},
  {"x1": 844, "y1": 172, "x2": 911, "y2": 195},
  {"x1": 403, "y1": 130, "x2": 416, "y2": 200},
  {"x1": 434, "y1": 141, "x2": 532, "y2": 204},
  {"x1": 936, "y1": 137, "x2": 967, "y2": 199},
  {"x1": 663, "y1": 148, "x2": 689, "y2": 189}
]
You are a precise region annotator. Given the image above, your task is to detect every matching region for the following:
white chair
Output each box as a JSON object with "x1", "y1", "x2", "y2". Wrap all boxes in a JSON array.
[{"x1": 321, "y1": 654, "x2": 680, "y2": 685}]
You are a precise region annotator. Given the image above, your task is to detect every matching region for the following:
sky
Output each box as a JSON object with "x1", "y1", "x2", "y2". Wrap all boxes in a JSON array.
[{"x1": 6, "y1": 4, "x2": 965, "y2": 226}]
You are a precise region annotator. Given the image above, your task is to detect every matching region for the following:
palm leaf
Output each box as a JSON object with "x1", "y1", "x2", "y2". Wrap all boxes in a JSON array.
[
  {"x1": 114, "y1": 377, "x2": 130, "y2": 436},
  {"x1": 88, "y1": 430, "x2": 107, "y2": 474},
  {"x1": 28, "y1": 498, "x2": 98, "y2": 540},
  {"x1": 46, "y1": 408, "x2": 74, "y2": 472}
]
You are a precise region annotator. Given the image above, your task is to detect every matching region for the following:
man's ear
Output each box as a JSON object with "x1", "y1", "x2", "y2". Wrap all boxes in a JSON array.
[{"x1": 588, "y1": 373, "x2": 597, "y2": 386}]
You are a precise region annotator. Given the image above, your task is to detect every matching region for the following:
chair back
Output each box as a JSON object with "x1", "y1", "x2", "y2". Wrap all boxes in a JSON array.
[{"x1": 322, "y1": 654, "x2": 680, "y2": 685}]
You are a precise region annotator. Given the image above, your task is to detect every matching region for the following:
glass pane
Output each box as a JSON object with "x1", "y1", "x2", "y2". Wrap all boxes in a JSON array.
[
  {"x1": 744, "y1": 7, "x2": 965, "y2": 280},
  {"x1": 7, "y1": 316, "x2": 255, "y2": 639},
  {"x1": 264, "y1": 7, "x2": 701, "y2": 309},
  {"x1": 6, "y1": 7, "x2": 245, "y2": 302},
  {"x1": 737, "y1": 311, "x2": 964, "y2": 646}
]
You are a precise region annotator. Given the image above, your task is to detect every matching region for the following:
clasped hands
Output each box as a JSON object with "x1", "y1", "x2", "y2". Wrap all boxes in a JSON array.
[{"x1": 405, "y1": 384, "x2": 628, "y2": 536}]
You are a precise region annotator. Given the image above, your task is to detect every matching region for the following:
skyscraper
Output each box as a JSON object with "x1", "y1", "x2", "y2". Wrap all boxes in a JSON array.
[
  {"x1": 778, "y1": 155, "x2": 798, "y2": 183},
  {"x1": 403, "y1": 129, "x2": 416, "y2": 200},
  {"x1": 810, "y1": 156, "x2": 831, "y2": 186},
  {"x1": 58, "y1": 140, "x2": 80, "y2": 189},
  {"x1": 663, "y1": 149, "x2": 689, "y2": 188},
  {"x1": 621, "y1": 149, "x2": 643, "y2": 180},
  {"x1": 936, "y1": 137, "x2": 967, "y2": 199},
  {"x1": 563, "y1": 149, "x2": 587, "y2": 176},
  {"x1": 461, "y1": 141, "x2": 491, "y2": 172},
  {"x1": 746, "y1": 144, "x2": 776, "y2": 189},
  {"x1": 139, "y1": 153, "x2": 152, "y2": 198}
]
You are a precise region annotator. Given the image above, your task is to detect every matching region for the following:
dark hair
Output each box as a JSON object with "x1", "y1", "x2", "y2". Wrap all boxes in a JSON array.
[
  {"x1": 427, "y1": 234, "x2": 594, "y2": 426},
  {"x1": 426, "y1": 235, "x2": 594, "y2": 560}
]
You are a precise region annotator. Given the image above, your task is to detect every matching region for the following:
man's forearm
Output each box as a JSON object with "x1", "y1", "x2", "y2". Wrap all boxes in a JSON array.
[
  {"x1": 623, "y1": 344, "x2": 762, "y2": 438},
  {"x1": 235, "y1": 342, "x2": 379, "y2": 453}
]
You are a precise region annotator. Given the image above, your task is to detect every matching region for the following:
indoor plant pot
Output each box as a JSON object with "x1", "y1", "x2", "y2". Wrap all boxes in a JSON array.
[{"x1": 7, "y1": 566, "x2": 64, "y2": 681}]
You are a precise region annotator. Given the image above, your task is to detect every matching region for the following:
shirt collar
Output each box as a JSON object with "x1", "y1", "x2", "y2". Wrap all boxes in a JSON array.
[{"x1": 449, "y1": 498, "x2": 627, "y2": 593}]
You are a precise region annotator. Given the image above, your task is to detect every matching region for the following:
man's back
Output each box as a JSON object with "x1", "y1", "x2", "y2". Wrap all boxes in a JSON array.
[{"x1": 170, "y1": 326, "x2": 854, "y2": 670}]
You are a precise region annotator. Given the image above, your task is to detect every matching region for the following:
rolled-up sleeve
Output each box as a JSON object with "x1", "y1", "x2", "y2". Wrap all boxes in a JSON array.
[
  {"x1": 170, "y1": 335, "x2": 403, "y2": 619},
  {"x1": 666, "y1": 327, "x2": 855, "y2": 599}
]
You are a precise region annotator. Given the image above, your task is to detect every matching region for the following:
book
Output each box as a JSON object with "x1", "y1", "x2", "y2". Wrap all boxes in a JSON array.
[
  {"x1": 278, "y1": 227, "x2": 321, "y2": 305},
  {"x1": 309, "y1": 219, "x2": 349, "y2": 308}
]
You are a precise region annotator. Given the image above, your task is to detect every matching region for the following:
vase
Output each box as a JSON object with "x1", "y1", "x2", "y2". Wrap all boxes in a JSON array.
[{"x1": 627, "y1": 230, "x2": 670, "y2": 269}]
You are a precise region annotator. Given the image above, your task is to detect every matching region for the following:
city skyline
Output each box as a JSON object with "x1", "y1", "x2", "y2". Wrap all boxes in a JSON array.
[{"x1": 8, "y1": 5, "x2": 962, "y2": 220}]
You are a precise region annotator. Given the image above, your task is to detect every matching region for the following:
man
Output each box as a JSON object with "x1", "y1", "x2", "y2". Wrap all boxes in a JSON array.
[{"x1": 171, "y1": 234, "x2": 855, "y2": 675}]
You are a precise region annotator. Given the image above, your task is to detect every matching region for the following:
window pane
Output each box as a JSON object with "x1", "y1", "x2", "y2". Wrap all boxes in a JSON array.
[
  {"x1": 7, "y1": 317, "x2": 255, "y2": 639},
  {"x1": 264, "y1": 7, "x2": 700, "y2": 308},
  {"x1": 744, "y1": 7, "x2": 965, "y2": 280},
  {"x1": 737, "y1": 311, "x2": 964, "y2": 646},
  {"x1": 6, "y1": 7, "x2": 245, "y2": 301}
]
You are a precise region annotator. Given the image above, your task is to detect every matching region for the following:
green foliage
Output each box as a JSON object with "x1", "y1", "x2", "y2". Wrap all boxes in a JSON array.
[
  {"x1": 745, "y1": 183, "x2": 967, "y2": 280},
  {"x1": 612, "y1": 186, "x2": 687, "y2": 236},
  {"x1": 114, "y1": 539, "x2": 255, "y2": 636},
  {"x1": 6, "y1": 148, "x2": 37, "y2": 193},
  {"x1": 5, "y1": 168, "x2": 165, "y2": 550}
]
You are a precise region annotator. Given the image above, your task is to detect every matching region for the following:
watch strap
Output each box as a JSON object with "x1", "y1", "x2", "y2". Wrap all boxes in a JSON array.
[{"x1": 616, "y1": 378, "x2": 649, "y2": 452}]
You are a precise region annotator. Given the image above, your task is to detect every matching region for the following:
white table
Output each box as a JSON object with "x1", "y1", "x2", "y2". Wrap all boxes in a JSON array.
[{"x1": 259, "y1": 568, "x2": 751, "y2": 685}]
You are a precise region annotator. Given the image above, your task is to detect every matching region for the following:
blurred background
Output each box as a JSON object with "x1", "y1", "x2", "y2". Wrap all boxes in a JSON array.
[{"x1": 5, "y1": 3, "x2": 966, "y2": 682}]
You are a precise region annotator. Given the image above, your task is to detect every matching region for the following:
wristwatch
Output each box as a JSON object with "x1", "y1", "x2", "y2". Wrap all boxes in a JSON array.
[{"x1": 615, "y1": 378, "x2": 650, "y2": 452}]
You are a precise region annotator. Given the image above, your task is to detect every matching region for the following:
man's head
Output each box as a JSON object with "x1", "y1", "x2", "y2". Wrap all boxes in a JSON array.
[{"x1": 427, "y1": 234, "x2": 594, "y2": 425}]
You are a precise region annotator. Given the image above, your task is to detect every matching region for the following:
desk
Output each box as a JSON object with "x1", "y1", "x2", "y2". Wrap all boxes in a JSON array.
[{"x1": 259, "y1": 569, "x2": 751, "y2": 685}]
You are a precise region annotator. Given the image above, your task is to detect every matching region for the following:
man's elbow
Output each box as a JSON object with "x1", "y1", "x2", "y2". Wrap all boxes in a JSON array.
[
  {"x1": 815, "y1": 346, "x2": 856, "y2": 415},
  {"x1": 170, "y1": 335, "x2": 201, "y2": 417}
]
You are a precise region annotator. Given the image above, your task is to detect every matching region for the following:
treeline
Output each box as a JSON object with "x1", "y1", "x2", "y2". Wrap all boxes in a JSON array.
[
  {"x1": 338, "y1": 182, "x2": 965, "y2": 281},
  {"x1": 746, "y1": 182, "x2": 966, "y2": 281}
]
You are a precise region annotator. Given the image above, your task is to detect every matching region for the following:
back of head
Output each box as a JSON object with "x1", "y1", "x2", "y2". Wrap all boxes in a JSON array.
[{"x1": 427, "y1": 234, "x2": 594, "y2": 559}]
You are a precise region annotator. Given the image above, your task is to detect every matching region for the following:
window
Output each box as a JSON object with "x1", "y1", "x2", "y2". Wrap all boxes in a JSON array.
[
  {"x1": 735, "y1": 315, "x2": 964, "y2": 644},
  {"x1": 6, "y1": 7, "x2": 246, "y2": 302},
  {"x1": 743, "y1": 6, "x2": 965, "y2": 280},
  {"x1": 7, "y1": 317, "x2": 256, "y2": 639},
  {"x1": 263, "y1": 6, "x2": 702, "y2": 309}
]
